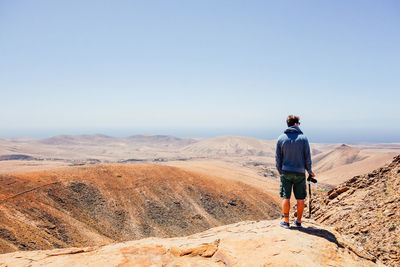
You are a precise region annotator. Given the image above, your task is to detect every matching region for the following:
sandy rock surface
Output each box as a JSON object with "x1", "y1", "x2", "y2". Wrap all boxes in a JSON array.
[{"x1": 0, "y1": 219, "x2": 382, "y2": 267}]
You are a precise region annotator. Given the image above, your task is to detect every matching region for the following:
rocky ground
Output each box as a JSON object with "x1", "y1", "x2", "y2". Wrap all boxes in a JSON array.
[
  {"x1": 312, "y1": 155, "x2": 400, "y2": 266},
  {"x1": 0, "y1": 219, "x2": 383, "y2": 267}
]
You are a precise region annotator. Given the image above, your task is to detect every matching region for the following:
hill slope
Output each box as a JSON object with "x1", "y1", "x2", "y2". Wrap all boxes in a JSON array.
[
  {"x1": 182, "y1": 136, "x2": 276, "y2": 157},
  {"x1": 313, "y1": 144, "x2": 396, "y2": 186},
  {"x1": 0, "y1": 219, "x2": 382, "y2": 267},
  {"x1": 313, "y1": 144, "x2": 367, "y2": 172},
  {"x1": 0, "y1": 164, "x2": 279, "y2": 253},
  {"x1": 313, "y1": 154, "x2": 400, "y2": 266}
]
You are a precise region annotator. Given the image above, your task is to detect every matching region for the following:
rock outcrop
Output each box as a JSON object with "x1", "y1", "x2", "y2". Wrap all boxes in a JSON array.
[
  {"x1": 313, "y1": 155, "x2": 400, "y2": 266},
  {"x1": 0, "y1": 219, "x2": 383, "y2": 267}
]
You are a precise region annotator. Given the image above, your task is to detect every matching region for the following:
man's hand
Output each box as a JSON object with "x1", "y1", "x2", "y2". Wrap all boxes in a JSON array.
[{"x1": 307, "y1": 172, "x2": 317, "y2": 183}]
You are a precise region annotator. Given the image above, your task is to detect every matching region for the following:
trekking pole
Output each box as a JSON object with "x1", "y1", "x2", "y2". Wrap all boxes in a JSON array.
[
  {"x1": 307, "y1": 174, "x2": 317, "y2": 218},
  {"x1": 308, "y1": 180, "x2": 311, "y2": 218}
]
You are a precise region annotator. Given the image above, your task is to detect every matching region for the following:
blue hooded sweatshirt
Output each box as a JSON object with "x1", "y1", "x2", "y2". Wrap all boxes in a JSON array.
[{"x1": 275, "y1": 126, "x2": 313, "y2": 174}]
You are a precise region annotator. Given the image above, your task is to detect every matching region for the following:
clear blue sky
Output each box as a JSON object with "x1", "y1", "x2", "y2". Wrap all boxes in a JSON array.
[{"x1": 1, "y1": 0, "x2": 399, "y2": 142}]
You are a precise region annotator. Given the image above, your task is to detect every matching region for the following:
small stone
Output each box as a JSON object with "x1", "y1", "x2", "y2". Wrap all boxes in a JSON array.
[
  {"x1": 328, "y1": 192, "x2": 338, "y2": 199},
  {"x1": 336, "y1": 186, "x2": 349, "y2": 195},
  {"x1": 383, "y1": 210, "x2": 395, "y2": 216}
]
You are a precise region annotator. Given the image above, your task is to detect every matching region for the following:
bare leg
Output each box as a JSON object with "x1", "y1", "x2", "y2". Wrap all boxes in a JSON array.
[
  {"x1": 296, "y1": 199, "x2": 305, "y2": 223},
  {"x1": 282, "y1": 199, "x2": 290, "y2": 223}
]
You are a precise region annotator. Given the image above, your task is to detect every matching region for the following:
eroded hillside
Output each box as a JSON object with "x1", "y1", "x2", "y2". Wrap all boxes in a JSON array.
[
  {"x1": 0, "y1": 164, "x2": 280, "y2": 253},
  {"x1": 313, "y1": 154, "x2": 400, "y2": 266}
]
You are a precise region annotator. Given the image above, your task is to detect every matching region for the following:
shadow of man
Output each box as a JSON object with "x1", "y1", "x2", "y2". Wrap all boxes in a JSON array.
[{"x1": 290, "y1": 226, "x2": 344, "y2": 248}]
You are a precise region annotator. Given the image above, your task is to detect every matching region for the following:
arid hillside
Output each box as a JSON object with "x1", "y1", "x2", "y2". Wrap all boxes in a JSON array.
[
  {"x1": 182, "y1": 136, "x2": 276, "y2": 157},
  {"x1": 313, "y1": 144, "x2": 396, "y2": 186},
  {"x1": 162, "y1": 159, "x2": 282, "y2": 203},
  {"x1": 0, "y1": 164, "x2": 280, "y2": 254},
  {"x1": 313, "y1": 154, "x2": 400, "y2": 266},
  {"x1": 313, "y1": 144, "x2": 368, "y2": 173}
]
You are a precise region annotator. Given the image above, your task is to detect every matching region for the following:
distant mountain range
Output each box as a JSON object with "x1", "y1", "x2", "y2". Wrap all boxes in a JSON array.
[{"x1": 0, "y1": 134, "x2": 399, "y2": 186}]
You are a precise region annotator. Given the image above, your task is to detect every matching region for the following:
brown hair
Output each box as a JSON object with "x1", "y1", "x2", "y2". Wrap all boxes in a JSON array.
[{"x1": 286, "y1": 115, "x2": 300, "y2": 127}]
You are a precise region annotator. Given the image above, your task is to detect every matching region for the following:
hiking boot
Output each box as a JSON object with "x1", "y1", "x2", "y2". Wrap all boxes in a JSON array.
[
  {"x1": 294, "y1": 220, "x2": 302, "y2": 227},
  {"x1": 280, "y1": 221, "x2": 290, "y2": 229}
]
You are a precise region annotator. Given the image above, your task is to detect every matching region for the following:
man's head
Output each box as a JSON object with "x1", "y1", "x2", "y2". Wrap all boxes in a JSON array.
[{"x1": 286, "y1": 115, "x2": 300, "y2": 127}]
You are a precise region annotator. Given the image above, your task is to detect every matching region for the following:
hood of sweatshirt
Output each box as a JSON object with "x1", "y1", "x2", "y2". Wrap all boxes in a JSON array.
[{"x1": 284, "y1": 126, "x2": 303, "y2": 134}]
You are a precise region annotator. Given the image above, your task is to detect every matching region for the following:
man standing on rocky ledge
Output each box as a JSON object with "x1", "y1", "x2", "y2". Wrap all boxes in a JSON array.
[{"x1": 276, "y1": 115, "x2": 315, "y2": 228}]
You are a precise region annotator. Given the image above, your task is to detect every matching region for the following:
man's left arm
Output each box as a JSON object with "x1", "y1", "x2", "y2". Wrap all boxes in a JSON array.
[
  {"x1": 275, "y1": 139, "x2": 283, "y2": 174},
  {"x1": 304, "y1": 138, "x2": 314, "y2": 176}
]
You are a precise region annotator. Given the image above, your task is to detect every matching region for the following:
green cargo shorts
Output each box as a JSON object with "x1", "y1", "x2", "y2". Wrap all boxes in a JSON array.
[{"x1": 279, "y1": 172, "x2": 307, "y2": 200}]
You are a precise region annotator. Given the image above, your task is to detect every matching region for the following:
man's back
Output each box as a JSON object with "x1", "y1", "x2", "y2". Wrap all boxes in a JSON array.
[{"x1": 275, "y1": 125, "x2": 312, "y2": 174}]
